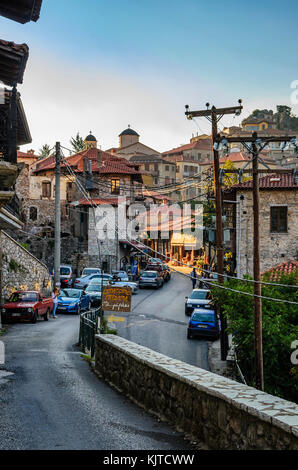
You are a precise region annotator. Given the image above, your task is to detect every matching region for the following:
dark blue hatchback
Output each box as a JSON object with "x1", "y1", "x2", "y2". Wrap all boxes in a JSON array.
[{"x1": 187, "y1": 308, "x2": 219, "y2": 339}]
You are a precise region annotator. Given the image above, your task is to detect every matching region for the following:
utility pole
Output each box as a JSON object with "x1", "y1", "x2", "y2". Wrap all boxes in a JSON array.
[
  {"x1": 0, "y1": 231, "x2": 3, "y2": 329},
  {"x1": 54, "y1": 142, "x2": 61, "y2": 289},
  {"x1": 218, "y1": 132, "x2": 296, "y2": 390},
  {"x1": 185, "y1": 101, "x2": 243, "y2": 360},
  {"x1": 252, "y1": 136, "x2": 263, "y2": 390}
]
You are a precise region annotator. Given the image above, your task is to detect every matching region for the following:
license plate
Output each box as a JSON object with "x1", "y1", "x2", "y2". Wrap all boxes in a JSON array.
[
  {"x1": 59, "y1": 307, "x2": 67, "y2": 310},
  {"x1": 12, "y1": 313, "x2": 21, "y2": 317},
  {"x1": 199, "y1": 325, "x2": 208, "y2": 328}
]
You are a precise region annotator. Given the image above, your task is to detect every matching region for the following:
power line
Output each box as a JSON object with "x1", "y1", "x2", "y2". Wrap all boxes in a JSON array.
[{"x1": 62, "y1": 157, "x2": 298, "y2": 305}]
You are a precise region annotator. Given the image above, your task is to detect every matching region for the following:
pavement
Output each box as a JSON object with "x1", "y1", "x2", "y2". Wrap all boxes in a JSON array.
[
  {"x1": 113, "y1": 271, "x2": 210, "y2": 371},
  {"x1": 0, "y1": 271, "x2": 212, "y2": 450},
  {"x1": 0, "y1": 314, "x2": 192, "y2": 450}
]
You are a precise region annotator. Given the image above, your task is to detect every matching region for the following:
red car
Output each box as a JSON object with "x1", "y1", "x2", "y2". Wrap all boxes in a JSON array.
[{"x1": 1, "y1": 291, "x2": 53, "y2": 323}]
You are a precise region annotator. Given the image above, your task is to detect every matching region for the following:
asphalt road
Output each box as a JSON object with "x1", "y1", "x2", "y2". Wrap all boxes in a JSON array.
[
  {"x1": 0, "y1": 313, "x2": 191, "y2": 450},
  {"x1": 114, "y1": 272, "x2": 210, "y2": 371}
]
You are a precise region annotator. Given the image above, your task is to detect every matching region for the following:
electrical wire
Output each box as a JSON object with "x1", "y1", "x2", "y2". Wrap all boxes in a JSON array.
[{"x1": 62, "y1": 158, "x2": 298, "y2": 303}]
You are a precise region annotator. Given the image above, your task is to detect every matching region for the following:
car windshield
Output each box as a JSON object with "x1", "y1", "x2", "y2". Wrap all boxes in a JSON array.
[
  {"x1": 60, "y1": 289, "x2": 80, "y2": 298},
  {"x1": 82, "y1": 269, "x2": 100, "y2": 276},
  {"x1": 60, "y1": 267, "x2": 71, "y2": 275},
  {"x1": 86, "y1": 285, "x2": 102, "y2": 292},
  {"x1": 9, "y1": 292, "x2": 38, "y2": 303},
  {"x1": 192, "y1": 312, "x2": 215, "y2": 323},
  {"x1": 142, "y1": 272, "x2": 156, "y2": 278},
  {"x1": 189, "y1": 291, "x2": 209, "y2": 300}
]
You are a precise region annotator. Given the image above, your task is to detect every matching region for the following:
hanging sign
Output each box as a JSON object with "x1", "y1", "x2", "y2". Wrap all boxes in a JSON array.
[{"x1": 102, "y1": 286, "x2": 132, "y2": 312}]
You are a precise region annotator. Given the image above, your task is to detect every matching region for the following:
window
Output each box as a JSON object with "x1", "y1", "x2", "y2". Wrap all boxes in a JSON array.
[
  {"x1": 29, "y1": 206, "x2": 37, "y2": 221},
  {"x1": 111, "y1": 179, "x2": 120, "y2": 195},
  {"x1": 144, "y1": 163, "x2": 149, "y2": 171},
  {"x1": 154, "y1": 163, "x2": 158, "y2": 171},
  {"x1": 165, "y1": 165, "x2": 169, "y2": 171},
  {"x1": 270, "y1": 206, "x2": 288, "y2": 233},
  {"x1": 42, "y1": 181, "x2": 51, "y2": 198}
]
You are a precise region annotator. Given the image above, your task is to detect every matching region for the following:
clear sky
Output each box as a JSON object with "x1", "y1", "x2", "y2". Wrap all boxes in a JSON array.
[{"x1": 1, "y1": 0, "x2": 298, "y2": 154}]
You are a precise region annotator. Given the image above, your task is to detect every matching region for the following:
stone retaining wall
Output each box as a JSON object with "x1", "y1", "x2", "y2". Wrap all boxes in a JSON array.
[
  {"x1": 1, "y1": 230, "x2": 52, "y2": 300},
  {"x1": 95, "y1": 334, "x2": 298, "y2": 450}
]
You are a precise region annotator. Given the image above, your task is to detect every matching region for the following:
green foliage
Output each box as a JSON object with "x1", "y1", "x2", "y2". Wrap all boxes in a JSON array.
[
  {"x1": 38, "y1": 144, "x2": 51, "y2": 160},
  {"x1": 70, "y1": 132, "x2": 85, "y2": 153},
  {"x1": 9, "y1": 258, "x2": 20, "y2": 272},
  {"x1": 242, "y1": 106, "x2": 298, "y2": 131},
  {"x1": 20, "y1": 242, "x2": 28, "y2": 250},
  {"x1": 211, "y1": 273, "x2": 298, "y2": 402},
  {"x1": 101, "y1": 316, "x2": 118, "y2": 335}
]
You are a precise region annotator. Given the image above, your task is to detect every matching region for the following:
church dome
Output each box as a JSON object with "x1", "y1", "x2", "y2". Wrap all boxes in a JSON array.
[
  {"x1": 85, "y1": 132, "x2": 97, "y2": 142},
  {"x1": 119, "y1": 126, "x2": 139, "y2": 137}
]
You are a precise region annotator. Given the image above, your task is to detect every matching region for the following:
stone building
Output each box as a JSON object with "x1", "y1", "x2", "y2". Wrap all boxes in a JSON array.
[
  {"x1": 227, "y1": 173, "x2": 298, "y2": 276},
  {"x1": 14, "y1": 133, "x2": 145, "y2": 273}
]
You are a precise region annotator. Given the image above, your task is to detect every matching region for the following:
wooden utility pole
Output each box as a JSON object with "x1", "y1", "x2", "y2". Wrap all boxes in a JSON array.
[
  {"x1": 222, "y1": 132, "x2": 296, "y2": 390},
  {"x1": 54, "y1": 142, "x2": 61, "y2": 289},
  {"x1": 185, "y1": 101, "x2": 243, "y2": 360},
  {"x1": 252, "y1": 136, "x2": 263, "y2": 390}
]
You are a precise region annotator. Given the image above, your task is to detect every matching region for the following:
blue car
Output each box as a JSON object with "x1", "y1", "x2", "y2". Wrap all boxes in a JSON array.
[
  {"x1": 187, "y1": 308, "x2": 219, "y2": 339},
  {"x1": 57, "y1": 288, "x2": 91, "y2": 314}
]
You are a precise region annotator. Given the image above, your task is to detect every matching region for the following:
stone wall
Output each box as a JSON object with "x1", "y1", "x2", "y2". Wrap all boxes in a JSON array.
[
  {"x1": 237, "y1": 189, "x2": 298, "y2": 275},
  {"x1": 95, "y1": 335, "x2": 298, "y2": 450},
  {"x1": 1, "y1": 231, "x2": 52, "y2": 300}
]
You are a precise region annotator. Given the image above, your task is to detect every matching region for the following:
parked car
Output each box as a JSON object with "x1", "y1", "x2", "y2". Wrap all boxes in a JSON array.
[
  {"x1": 185, "y1": 289, "x2": 212, "y2": 316},
  {"x1": 111, "y1": 270, "x2": 129, "y2": 281},
  {"x1": 74, "y1": 273, "x2": 110, "y2": 289},
  {"x1": 85, "y1": 282, "x2": 102, "y2": 307},
  {"x1": 145, "y1": 264, "x2": 168, "y2": 281},
  {"x1": 60, "y1": 265, "x2": 74, "y2": 288},
  {"x1": 187, "y1": 308, "x2": 219, "y2": 339},
  {"x1": 139, "y1": 271, "x2": 164, "y2": 289},
  {"x1": 57, "y1": 288, "x2": 91, "y2": 314},
  {"x1": 1, "y1": 291, "x2": 53, "y2": 323},
  {"x1": 161, "y1": 264, "x2": 171, "y2": 281},
  {"x1": 148, "y1": 257, "x2": 163, "y2": 265},
  {"x1": 81, "y1": 267, "x2": 101, "y2": 277}
]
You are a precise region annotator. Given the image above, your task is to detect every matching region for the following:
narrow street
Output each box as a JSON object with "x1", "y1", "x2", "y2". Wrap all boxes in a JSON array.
[
  {"x1": 0, "y1": 274, "x2": 200, "y2": 450},
  {"x1": 116, "y1": 272, "x2": 210, "y2": 371}
]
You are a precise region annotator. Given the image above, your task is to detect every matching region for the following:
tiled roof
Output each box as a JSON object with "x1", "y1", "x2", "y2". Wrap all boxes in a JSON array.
[
  {"x1": 232, "y1": 172, "x2": 298, "y2": 190},
  {"x1": 0, "y1": 39, "x2": 29, "y2": 86},
  {"x1": 163, "y1": 139, "x2": 212, "y2": 156},
  {"x1": 33, "y1": 147, "x2": 142, "y2": 176},
  {"x1": 73, "y1": 198, "x2": 120, "y2": 207},
  {"x1": 262, "y1": 260, "x2": 298, "y2": 281}
]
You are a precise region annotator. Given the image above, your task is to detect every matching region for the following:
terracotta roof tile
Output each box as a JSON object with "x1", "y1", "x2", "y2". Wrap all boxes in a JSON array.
[
  {"x1": 262, "y1": 260, "x2": 298, "y2": 281},
  {"x1": 232, "y1": 172, "x2": 298, "y2": 190}
]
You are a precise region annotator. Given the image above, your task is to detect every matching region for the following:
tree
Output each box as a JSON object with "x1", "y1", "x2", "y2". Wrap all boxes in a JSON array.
[
  {"x1": 211, "y1": 273, "x2": 298, "y2": 402},
  {"x1": 38, "y1": 144, "x2": 51, "y2": 160},
  {"x1": 70, "y1": 132, "x2": 85, "y2": 153},
  {"x1": 222, "y1": 159, "x2": 251, "y2": 188}
]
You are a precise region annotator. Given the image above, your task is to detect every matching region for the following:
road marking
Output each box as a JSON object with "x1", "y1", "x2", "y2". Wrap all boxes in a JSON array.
[{"x1": 107, "y1": 315, "x2": 125, "y2": 323}]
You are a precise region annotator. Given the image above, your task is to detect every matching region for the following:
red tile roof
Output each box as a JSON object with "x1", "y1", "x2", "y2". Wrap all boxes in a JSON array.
[
  {"x1": 33, "y1": 148, "x2": 143, "y2": 176},
  {"x1": 232, "y1": 172, "x2": 298, "y2": 190},
  {"x1": 262, "y1": 260, "x2": 298, "y2": 281},
  {"x1": 73, "y1": 198, "x2": 120, "y2": 207},
  {"x1": 163, "y1": 139, "x2": 212, "y2": 156}
]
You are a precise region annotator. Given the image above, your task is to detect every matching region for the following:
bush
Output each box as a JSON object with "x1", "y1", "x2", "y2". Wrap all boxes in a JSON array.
[{"x1": 211, "y1": 273, "x2": 298, "y2": 402}]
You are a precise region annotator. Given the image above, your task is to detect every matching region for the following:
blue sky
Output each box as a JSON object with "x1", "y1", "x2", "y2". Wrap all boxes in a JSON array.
[{"x1": 1, "y1": 0, "x2": 298, "y2": 152}]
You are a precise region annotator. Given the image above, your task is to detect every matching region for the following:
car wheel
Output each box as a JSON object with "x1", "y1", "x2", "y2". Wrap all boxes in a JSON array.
[
  {"x1": 31, "y1": 310, "x2": 38, "y2": 324},
  {"x1": 43, "y1": 308, "x2": 50, "y2": 321}
]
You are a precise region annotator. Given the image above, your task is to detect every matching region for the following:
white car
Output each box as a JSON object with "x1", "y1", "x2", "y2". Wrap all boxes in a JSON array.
[
  {"x1": 185, "y1": 289, "x2": 212, "y2": 316},
  {"x1": 89, "y1": 275, "x2": 138, "y2": 294}
]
